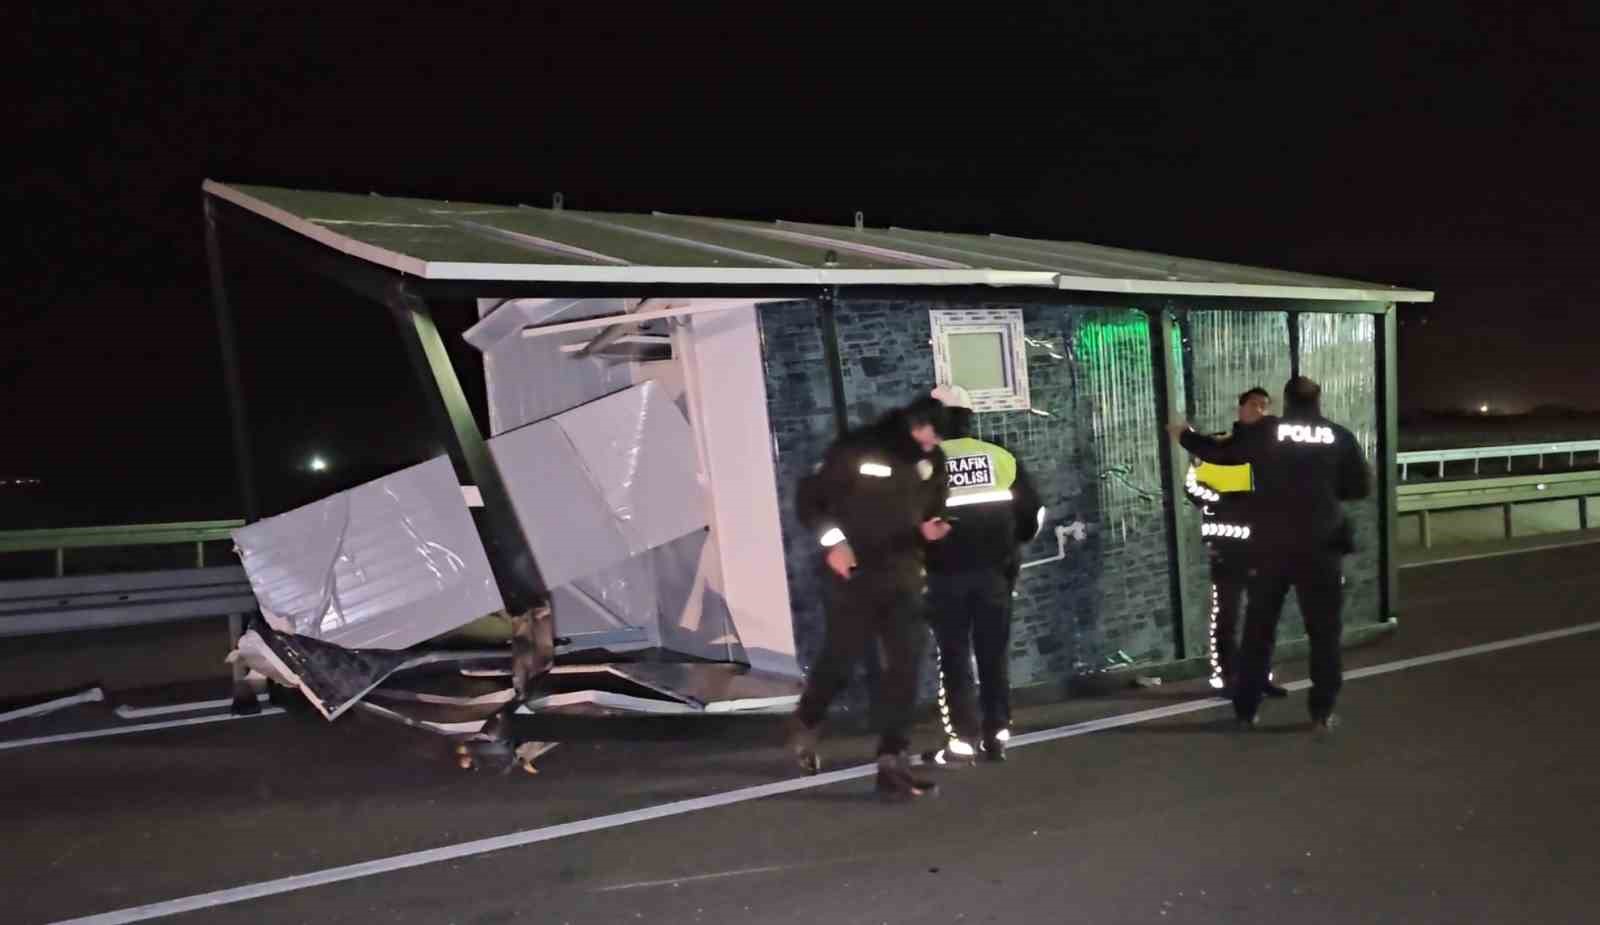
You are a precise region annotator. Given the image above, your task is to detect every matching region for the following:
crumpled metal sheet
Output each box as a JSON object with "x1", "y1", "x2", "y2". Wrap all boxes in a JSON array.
[
  {"x1": 488, "y1": 381, "x2": 708, "y2": 590},
  {"x1": 467, "y1": 298, "x2": 636, "y2": 437},
  {"x1": 554, "y1": 380, "x2": 707, "y2": 553},
  {"x1": 231, "y1": 456, "x2": 505, "y2": 651},
  {"x1": 232, "y1": 626, "x2": 413, "y2": 721}
]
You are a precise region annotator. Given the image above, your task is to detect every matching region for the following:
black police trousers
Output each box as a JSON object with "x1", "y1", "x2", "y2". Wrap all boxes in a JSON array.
[
  {"x1": 1208, "y1": 547, "x2": 1248, "y2": 684},
  {"x1": 926, "y1": 568, "x2": 1013, "y2": 743},
  {"x1": 797, "y1": 561, "x2": 928, "y2": 756},
  {"x1": 1233, "y1": 549, "x2": 1344, "y2": 721}
]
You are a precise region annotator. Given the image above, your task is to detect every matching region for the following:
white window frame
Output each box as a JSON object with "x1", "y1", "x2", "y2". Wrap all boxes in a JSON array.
[{"x1": 929, "y1": 308, "x2": 1031, "y2": 412}]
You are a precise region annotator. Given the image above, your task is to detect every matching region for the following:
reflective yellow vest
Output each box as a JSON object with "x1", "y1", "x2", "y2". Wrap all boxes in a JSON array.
[
  {"x1": 1195, "y1": 460, "x2": 1253, "y2": 494},
  {"x1": 940, "y1": 437, "x2": 1018, "y2": 508}
]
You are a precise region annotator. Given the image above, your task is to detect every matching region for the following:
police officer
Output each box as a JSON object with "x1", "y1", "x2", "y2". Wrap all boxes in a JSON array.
[
  {"x1": 1170, "y1": 376, "x2": 1370, "y2": 733},
  {"x1": 921, "y1": 385, "x2": 1043, "y2": 766},
  {"x1": 1181, "y1": 387, "x2": 1286, "y2": 699},
  {"x1": 787, "y1": 394, "x2": 953, "y2": 801}
]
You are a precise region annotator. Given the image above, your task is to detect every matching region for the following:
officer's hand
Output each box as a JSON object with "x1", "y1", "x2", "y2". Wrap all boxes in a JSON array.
[
  {"x1": 1165, "y1": 418, "x2": 1191, "y2": 441},
  {"x1": 825, "y1": 543, "x2": 857, "y2": 579},
  {"x1": 920, "y1": 518, "x2": 953, "y2": 542}
]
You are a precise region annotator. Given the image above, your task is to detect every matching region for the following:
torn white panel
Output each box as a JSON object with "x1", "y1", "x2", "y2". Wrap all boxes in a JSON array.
[
  {"x1": 651, "y1": 529, "x2": 745, "y2": 664},
  {"x1": 489, "y1": 419, "x2": 632, "y2": 589},
  {"x1": 519, "y1": 691, "x2": 699, "y2": 715},
  {"x1": 231, "y1": 456, "x2": 504, "y2": 650},
  {"x1": 679, "y1": 307, "x2": 800, "y2": 676},
  {"x1": 465, "y1": 298, "x2": 632, "y2": 353},
  {"x1": 488, "y1": 383, "x2": 707, "y2": 589},
  {"x1": 549, "y1": 553, "x2": 661, "y2": 652},
  {"x1": 518, "y1": 690, "x2": 795, "y2": 716},
  {"x1": 472, "y1": 298, "x2": 638, "y2": 436},
  {"x1": 703, "y1": 696, "x2": 799, "y2": 714},
  {"x1": 554, "y1": 381, "x2": 708, "y2": 554}
]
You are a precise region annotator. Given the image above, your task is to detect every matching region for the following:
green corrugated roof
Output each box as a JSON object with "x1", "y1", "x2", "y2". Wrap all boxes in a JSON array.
[{"x1": 204, "y1": 180, "x2": 1433, "y2": 302}]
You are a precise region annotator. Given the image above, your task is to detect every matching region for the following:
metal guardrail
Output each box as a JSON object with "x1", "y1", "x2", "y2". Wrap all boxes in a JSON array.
[
  {"x1": 0, "y1": 521, "x2": 254, "y2": 638},
  {"x1": 0, "y1": 519, "x2": 244, "y2": 577},
  {"x1": 1397, "y1": 471, "x2": 1600, "y2": 548},
  {"x1": 1398, "y1": 440, "x2": 1600, "y2": 479},
  {"x1": 0, "y1": 566, "x2": 257, "y2": 637}
]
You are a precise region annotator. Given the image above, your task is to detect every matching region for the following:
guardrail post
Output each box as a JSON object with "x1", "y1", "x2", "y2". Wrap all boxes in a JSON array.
[
  {"x1": 54, "y1": 548, "x2": 64, "y2": 578},
  {"x1": 1503, "y1": 503, "x2": 1514, "y2": 539},
  {"x1": 1420, "y1": 510, "x2": 1432, "y2": 548},
  {"x1": 1582, "y1": 496, "x2": 1591, "y2": 531}
]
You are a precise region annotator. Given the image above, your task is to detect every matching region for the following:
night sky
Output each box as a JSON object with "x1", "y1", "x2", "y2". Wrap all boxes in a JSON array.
[{"x1": 9, "y1": 1, "x2": 1597, "y2": 524}]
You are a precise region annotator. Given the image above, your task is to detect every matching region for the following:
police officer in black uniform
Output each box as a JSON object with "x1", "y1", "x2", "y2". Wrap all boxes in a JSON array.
[
  {"x1": 1171, "y1": 376, "x2": 1370, "y2": 732},
  {"x1": 786, "y1": 395, "x2": 952, "y2": 801},
  {"x1": 1181, "y1": 387, "x2": 1286, "y2": 699},
  {"x1": 921, "y1": 386, "x2": 1043, "y2": 766}
]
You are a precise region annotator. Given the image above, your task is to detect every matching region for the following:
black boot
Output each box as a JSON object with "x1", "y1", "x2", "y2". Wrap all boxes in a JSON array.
[
  {"x1": 981, "y1": 730, "x2": 1009, "y2": 763},
  {"x1": 876, "y1": 753, "x2": 939, "y2": 802},
  {"x1": 1263, "y1": 682, "x2": 1290, "y2": 699}
]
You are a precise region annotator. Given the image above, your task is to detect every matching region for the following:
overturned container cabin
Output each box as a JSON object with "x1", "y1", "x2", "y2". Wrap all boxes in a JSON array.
[{"x1": 202, "y1": 181, "x2": 1432, "y2": 736}]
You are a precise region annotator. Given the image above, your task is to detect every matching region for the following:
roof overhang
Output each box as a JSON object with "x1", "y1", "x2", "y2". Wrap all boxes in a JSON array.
[{"x1": 203, "y1": 180, "x2": 1434, "y2": 303}]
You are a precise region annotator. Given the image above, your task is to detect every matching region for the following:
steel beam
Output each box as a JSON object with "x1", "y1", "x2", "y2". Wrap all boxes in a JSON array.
[
  {"x1": 818, "y1": 287, "x2": 851, "y2": 436},
  {"x1": 204, "y1": 197, "x2": 264, "y2": 712},
  {"x1": 385, "y1": 283, "x2": 548, "y2": 614},
  {"x1": 204, "y1": 199, "x2": 260, "y2": 525},
  {"x1": 1287, "y1": 310, "x2": 1302, "y2": 378},
  {"x1": 1376, "y1": 304, "x2": 1400, "y2": 622},
  {"x1": 1149, "y1": 306, "x2": 1199, "y2": 661}
]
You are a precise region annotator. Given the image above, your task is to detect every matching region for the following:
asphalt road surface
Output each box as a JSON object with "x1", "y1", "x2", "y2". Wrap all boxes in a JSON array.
[{"x1": 5, "y1": 544, "x2": 1599, "y2": 925}]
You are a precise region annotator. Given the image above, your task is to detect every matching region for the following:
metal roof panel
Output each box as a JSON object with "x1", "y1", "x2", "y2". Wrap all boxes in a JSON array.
[{"x1": 205, "y1": 181, "x2": 1433, "y2": 301}]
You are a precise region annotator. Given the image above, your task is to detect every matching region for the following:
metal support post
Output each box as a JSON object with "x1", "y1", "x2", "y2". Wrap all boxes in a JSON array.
[
  {"x1": 1580, "y1": 496, "x2": 1590, "y2": 532},
  {"x1": 54, "y1": 548, "x2": 65, "y2": 578},
  {"x1": 1503, "y1": 503, "x2": 1514, "y2": 540},
  {"x1": 204, "y1": 197, "x2": 261, "y2": 713},
  {"x1": 1287, "y1": 310, "x2": 1301, "y2": 378},
  {"x1": 817, "y1": 287, "x2": 850, "y2": 437},
  {"x1": 1149, "y1": 307, "x2": 1197, "y2": 661},
  {"x1": 386, "y1": 284, "x2": 548, "y2": 612},
  {"x1": 204, "y1": 199, "x2": 261, "y2": 526},
  {"x1": 1419, "y1": 509, "x2": 1432, "y2": 549},
  {"x1": 386, "y1": 283, "x2": 553, "y2": 702},
  {"x1": 1376, "y1": 305, "x2": 1401, "y2": 622}
]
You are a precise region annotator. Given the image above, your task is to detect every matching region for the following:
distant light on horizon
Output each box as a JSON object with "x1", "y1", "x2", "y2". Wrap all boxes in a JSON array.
[
  {"x1": 1479, "y1": 404, "x2": 1490, "y2": 414},
  {"x1": 309, "y1": 456, "x2": 328, "y2": 472}
]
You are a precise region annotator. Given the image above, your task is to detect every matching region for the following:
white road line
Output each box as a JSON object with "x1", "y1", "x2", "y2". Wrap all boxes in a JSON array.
[
  {"x1": 0, "y1": 708, "x2": 284, "y2": 753},
  {"x1": 114, "y1": 695, "x2": 271, "y2": 720},
  {"x1": 47, "y1": 619, "x2": 1600, "y2": 925},
  {"x1": 594, "y1": 863, "x2": 804, "y2": 893}
]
